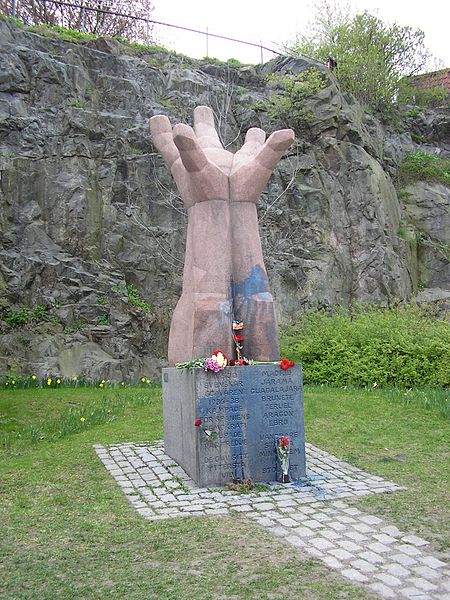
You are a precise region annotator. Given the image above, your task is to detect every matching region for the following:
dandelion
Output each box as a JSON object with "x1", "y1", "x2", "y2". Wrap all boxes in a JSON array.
[
  {"x1": 101, "y1": 379, "x2": 106, "y2": 384},
  {"x1": 80, "y1": 417, "x2": 86, "y2": 423},
  {"x1": 121, "y1": 382, "x2": 125, "y2": 386},
  {"x1": 146, "y1": 378, "x2": 151, "y2": 384},
  {"x1": 141, "y1": 377, "x2": 146, "y2": 383},
  {"x1": 56, "y1": 378, "x2": 61, "y2": 384},
  {"x1": 11, "y1": 380, "x2": 16, "y2": 385},
  {"x1": 31, "y1": 375, "x2": 37, "y2": 380},
  {"x1": 99, "y1": 383, "x2": 104, "y2": 388},
  {"x1": 47, "y1": 378, "x2": 52, "y2": 385},
  {"x1": 72, "y1": 376, "x2": 77, "y2": 382}
]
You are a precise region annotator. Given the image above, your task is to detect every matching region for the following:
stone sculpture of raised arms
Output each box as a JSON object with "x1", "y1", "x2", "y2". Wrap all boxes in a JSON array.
[{"x1": 150, "y1": 106, "x2": 295, "y2": 366}]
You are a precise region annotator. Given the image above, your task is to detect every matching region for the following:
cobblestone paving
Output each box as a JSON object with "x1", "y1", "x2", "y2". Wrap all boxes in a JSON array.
[{"x1": 95, "y1": 442, "x2": 449, "y2": 599}]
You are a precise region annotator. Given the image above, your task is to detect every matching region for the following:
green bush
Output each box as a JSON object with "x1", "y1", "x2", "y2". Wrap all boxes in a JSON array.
[
  {"x1": 281, "y1": 305, "x2": 450, "y2": 387},
  {"x1": 263, "y1": 68, "x2": 326, "y2": 133},
  {"x1": 398, "y1": 82, "x2": 449, "y2": 108},
  {"x1": 399, "y1": 151, "x2": 450, "y2": 187}
]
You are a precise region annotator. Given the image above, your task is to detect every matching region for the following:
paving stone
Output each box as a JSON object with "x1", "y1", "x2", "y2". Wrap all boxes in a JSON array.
[
  {"x1": 350, "y1": 559, "x2": 378, "y2": 573},
  {"x1": 369, "y1": 582, "x2": 397, "y2": 598},
  {"x1": 309, "y1": 537, "x2": 335, "y2": 550},
  {"x1": 391, "y1": 553, "x2": 418, "y2": 567},
  {"x1": 374, "y1": 533, "x2": 397, "y2": 545},
  {"x1": 367, "y1": 541, "x2": 392, "y2": 554},
  {"x1": 254, "y1": 502, "x2": 275, "y2": 511},
  {"x1": 359, "y1": 550, "x2": 384, "y2": 564},
  {"x1": 275, "y1": 517, "x2": 298, "y2": 527},
  {"x1": 353, "y1": 522, "x2": 375, "y2": 533},
  {"x1": 407, "y1": 577, "x2": 438, "y2": 592},
  {"x1": 400, "y1": 586, "x2": 426, "y2": 598},
  {"x1": 397, "y1": 544, "x2": 422, "y2": 556},
  {"x1": 359, "y1": 515, "x2": 383, "y2": 525},
  {"x1": 232, "y1": 505, "x2": 253, "y2": 513},
  {"x1": 375, "y1": 572, "x2": 402, "y2": 587},
  {"x1": 286, "y1": 535, "x2": 307, "y2": 548},
  {"x1": 412, "y1": 566, "x2": 440, "y2": 580},
  {"x1": 328, "y1": 548, "x2": 353, "y2": 560},
  {"x1": 321, "y1": 556, "x2": 344, "y2": 570},
  {"x1": 337, "y1": 539, "x2": 362, "y2": 552},
  {"x1": 419, "y1": 556, "x2": 447, "y2": 569},
  {"x1": 402, "y1": 535, "x2": 430, "y2": 547},
  {"x1": 384, "y1": 563, "x2": 411, "y2": 578},
  {"x1": 341, "y1": 568, "x2": 369, "y2": 583},
  {"x1": 344, "y1": 530, "x2": 368, "y2": 542}
]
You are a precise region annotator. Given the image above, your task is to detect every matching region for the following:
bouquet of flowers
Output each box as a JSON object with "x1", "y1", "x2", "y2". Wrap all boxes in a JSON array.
[
  {"x1": 276, "y1": 436, "x2": 290, "y2": 483},
  {"x1": 176, "y1": 350, "x2": 228, "y2": 372}
]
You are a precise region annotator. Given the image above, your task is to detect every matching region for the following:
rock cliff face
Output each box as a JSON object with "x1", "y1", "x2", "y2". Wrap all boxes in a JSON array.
[{"x1": 0, "y1": 19, "x2": 448, "y2": 378}]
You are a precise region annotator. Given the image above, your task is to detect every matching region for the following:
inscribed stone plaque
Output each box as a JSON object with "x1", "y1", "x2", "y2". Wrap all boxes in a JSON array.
[{"x1": 162, "y1": 364, "x2": 306, "y2": 487}]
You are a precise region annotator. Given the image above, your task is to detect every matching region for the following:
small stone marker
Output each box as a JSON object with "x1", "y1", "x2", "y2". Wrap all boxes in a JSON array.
[{"x1": 162, "y1": 364, "x2": 306, "y2": 487}]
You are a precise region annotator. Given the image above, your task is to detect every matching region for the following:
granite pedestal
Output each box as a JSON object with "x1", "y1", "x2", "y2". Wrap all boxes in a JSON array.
[{"x1": 162, "y1": 364, "x2": 306, "y2": 487}]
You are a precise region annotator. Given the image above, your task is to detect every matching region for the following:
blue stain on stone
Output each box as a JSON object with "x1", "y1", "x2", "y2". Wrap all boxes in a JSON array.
[{"x1": 232, "y1": 265, "x2": 269, "y2": 300}]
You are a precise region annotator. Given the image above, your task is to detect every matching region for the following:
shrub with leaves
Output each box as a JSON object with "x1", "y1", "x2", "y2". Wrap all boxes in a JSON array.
[
  {"x1": 281, "y1": 305, "x2": 450, "y2": 387},
  {"x1": 263, "y1": 68, "x2": 326, "y2": 133}
]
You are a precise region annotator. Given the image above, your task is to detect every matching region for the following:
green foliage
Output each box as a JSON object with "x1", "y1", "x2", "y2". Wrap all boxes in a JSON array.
[
  {"x1": 4, "y1": 308, "x2": 30, "y2": 327},
  {"x1": 2, "y1": 304, "x2": 48, "y2": 328},
  {"x1": 28, "y1": 23, "x2": 97, "y2": 43},
  {"x1": 281, "y1": 305, "x2": 450, "y2": 388},
  {"x1": 398, "y1": 81, "x2": 449, "y2": 108},
  {"x1": 0, "y1": 13, "x2": 24, "y2": 26},
  {"x1": 112, "y1": 283, "x2": 152, "y2": 312},
  {"x1": 113, "y1": 36, "x2": 169, "y2": 54},
  {"x1": 263, "y1": 68, "x2": 326, "y2": 133},
  {"x1": 289, "y1": 7, "x2": 432, "y2": 109},
  {"x1": 96, "y1": 314, "x2": 110, "y2": 326},
  {"x1": 226, "y1": 58, "x2": 242, "y2": 68},
  {"x1": 399, "y1": 151, "x2": 450, "y2": 186}
]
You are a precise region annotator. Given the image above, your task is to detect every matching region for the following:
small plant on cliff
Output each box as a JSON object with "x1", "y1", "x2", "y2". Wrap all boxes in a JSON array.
[
  {"x1": 112, "y1": 284, "x2": 152, "y2": 312},
  {"x1": 398, "y1": 151, "x2": 450, "y2": 187},
  {"x1": 262, "y1": 68, "x2": 326, "y2": 133}
]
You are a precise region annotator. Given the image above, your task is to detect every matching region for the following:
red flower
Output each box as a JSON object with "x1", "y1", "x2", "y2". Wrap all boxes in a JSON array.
[
  {"x1": 234, "y1": 335, "x2": 244, "y2": 342},
  {"x1": 194, "y1": 419, "x2": 202, "y2": 427},
  {"x1": 279, "y1": 358, "x2": 290, "y2": 370},
  {"x1": 238, "y1": 358, "x2": 244, "y2": 366},
  {"x1": 279, "y1": 436, "x2": 289, "y2": 448},
  {"x1": 229, "y1": 359, "x2": 236, "y2": 366},
  {"x1": 289, "y1": 360, "x2": 295, "y2": 368}
]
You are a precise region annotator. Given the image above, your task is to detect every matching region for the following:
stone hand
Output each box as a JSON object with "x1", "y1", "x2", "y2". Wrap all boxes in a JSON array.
[
  {"x1": 150, "y1": 106, "x2": 294, "y2": 206},
  {"x1": 150, "y1": 106, "x2": 230, "y2": 208}
]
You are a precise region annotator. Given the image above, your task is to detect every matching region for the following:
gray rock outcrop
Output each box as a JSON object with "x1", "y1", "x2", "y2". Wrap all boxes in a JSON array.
[{"x1": 0, "y1": 19, "x2": 448, "y2": 378}]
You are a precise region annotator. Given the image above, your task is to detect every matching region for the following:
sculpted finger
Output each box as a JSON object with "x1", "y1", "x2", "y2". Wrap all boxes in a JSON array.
[
  {"x1": 254, "y1": 129, "x2": 295, "y2": 171},
  {"x1": 149, "y1": 115, "x2": 180, "y2": 168},
  {"x1": 244, "y1": 127, "x2": 266, "y2": 147},
  {"x1": 173, "y1": 123, "x2": 209, "y2": 172},
  {"x1": 193, "y1": 106, "x2": 223, "y2": 149}
]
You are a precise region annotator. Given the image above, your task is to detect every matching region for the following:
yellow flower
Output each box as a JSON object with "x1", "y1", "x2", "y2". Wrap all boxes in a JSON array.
[
  {"x1": 56, "y1": 379, "x2": 61, "y2": 384},
  {"x1": 121, "y1": 382, "x2": 125, "y2": 386},
  {"x1": 99, "y1": 383, "x2": 104, "y2": 388},
  {"x1": 31, "y1": 375, "x2": 37, "y2": 380},
  {"x1": 72, "y1": 376, "x2": 77, "y2": 381},
  {"x1": 80, "y1": 417, "x2": 86, "y2": 422},
  {"x1": 101, "y1": 379, "x2": 106, "y2": 384},
  {"x1": 47, "y1": 378, "x2": 52, "y2": 385},
  {"x1": 11, "y1": 380, "x2": 16, "y2": 385},
  {"x1": 141, "y1": 377, "x2": 146, "y2": 383},
  {"x1": 146, "y1": 378, "x2": 151, "y2": 384},
  {"x1": 5, "y1": 382, "x2": 8, "y2": 386}
]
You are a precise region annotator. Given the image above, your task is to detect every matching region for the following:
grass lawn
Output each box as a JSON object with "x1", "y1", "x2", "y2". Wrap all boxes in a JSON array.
[{"x1": 0, "y1": 385, "x2": 448, "y2": 599}]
